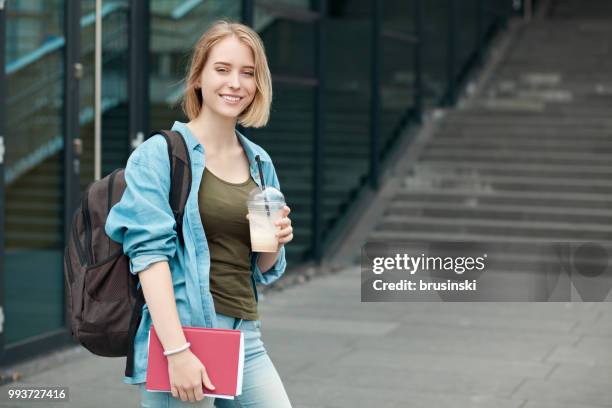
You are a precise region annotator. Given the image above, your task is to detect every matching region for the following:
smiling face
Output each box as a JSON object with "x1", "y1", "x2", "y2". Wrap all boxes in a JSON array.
[{"x1": 196, "y1": 35, "x2": 258, "y2": 120}]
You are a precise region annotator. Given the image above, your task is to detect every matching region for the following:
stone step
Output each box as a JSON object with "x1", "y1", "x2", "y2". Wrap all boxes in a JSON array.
[
  {"x1": 428, "y1": 137, "x2": 612, "y2": 152},
  {"x1": 386, "y1": 201, "x2": 612, "y2": 224},
  {"x1": 434, "y1": 128, "x2": 612, "y2": 141},
  {"x1": 368, "y1": 230, "x2": 612, "y2": 245},
  {"x1": 454, "y1": 105, "x2": 612, "y2": 118},
  {"x1": 411, "y1": 161, "x2": 612, "y2": 180},
  {"x1": 403, "y1": 172, "x2": 612, "y2": 194},
  {"x1": 395, "y1": 188, "x2": 612, "y2": 210},
  {"x1": 377, "y1": 214, "x2": 612, "y2": 240},
  {"x1": 441, "y1": 115, "x2": 612, "y2": 128},
  {"x1": 502, "y1": 56, "x2": 612, "y2": 63},
  {"x1": 419, "y1": 149, "x2": 612, "y2": 166},
  {"x1": 493, "y1": 71, "x2": 612, "y2": 85},
  {"x1": 490, "y1": 71, "x2": 612, "y2": 83}
]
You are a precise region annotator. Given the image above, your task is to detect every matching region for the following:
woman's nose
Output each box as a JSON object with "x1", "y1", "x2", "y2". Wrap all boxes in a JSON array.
[{"x1": 229, "y1": 72, "x2": 241, "y2": 89}]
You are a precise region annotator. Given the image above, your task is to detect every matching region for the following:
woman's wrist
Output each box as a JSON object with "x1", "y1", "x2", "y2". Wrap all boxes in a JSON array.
[
  {"x1": 164, "y1": 342, "x2": 191, "y2": 356},
  {"x1": 166, "y1": 347, "x2": 192, "y2": 361}
]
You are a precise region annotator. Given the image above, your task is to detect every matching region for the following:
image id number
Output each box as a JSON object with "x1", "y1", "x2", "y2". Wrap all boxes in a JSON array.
[{"x1": 7, "y1": 387, "x2": 68, "y2": 401}]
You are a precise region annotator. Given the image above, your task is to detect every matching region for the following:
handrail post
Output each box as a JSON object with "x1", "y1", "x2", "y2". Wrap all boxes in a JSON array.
[
  {"x1": 445, "y1": 0, "x2": 456, "y2": 106},
  {"x1": 312, "y1": 0, "x2": 326, "y2": 263},
  {"x1": 63, "y1": 0, "x2": 82, "y2": 338},
  {"x1": 64, "y1": 0, "x2": 81, "y2": 237},
  {"x1": 524, "y1": 0, "x2": 533, "y2": 21},
  {"x1": 369, "y1": 0, "x2": 381, "y2": 190},
  {"x1": 0, "y1": 0, "x2": 6, "y2": 357},
  {"x1": 129, "y1": 0, "x2": 150, "y2": 154},
  {"x1": 242, "y1": 0, "x2": 254, "y2": 27},
  {"x1": 413, "y1": 0, "x2": 423, "y2": 123},
  {"x1": 94, "y1": 0, "x2": 102, "y2": 180},
  {"x1": 475, "y1": 0, "x2": 484, "y2": 65}
]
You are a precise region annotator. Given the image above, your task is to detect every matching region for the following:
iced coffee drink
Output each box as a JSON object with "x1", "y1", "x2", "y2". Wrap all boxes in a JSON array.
[{"x1": 247, "y1": 186, "x2": 285, "y2": 253}]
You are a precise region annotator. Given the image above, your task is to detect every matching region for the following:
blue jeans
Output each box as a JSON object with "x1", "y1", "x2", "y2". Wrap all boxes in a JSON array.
[{"x1": 139, "y1": 313, "x2": 292, "y2": 407}]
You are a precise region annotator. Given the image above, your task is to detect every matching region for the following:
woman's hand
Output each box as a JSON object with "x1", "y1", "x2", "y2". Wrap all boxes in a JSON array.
[
  {"x1": 167, "y1": 349, "x2": 215, "y2": 402},
  {"x1": 275, "y1": 205, "x2": 293, "y2": 246}
]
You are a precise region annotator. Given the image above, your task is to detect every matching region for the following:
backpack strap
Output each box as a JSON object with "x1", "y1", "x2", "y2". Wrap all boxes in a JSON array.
[
  {"x1": 156, "y1": 129, "x2": 192, "y2": 247},
  {"x1": 124, "y1": 129, "x2": 192, "y2": 378}
]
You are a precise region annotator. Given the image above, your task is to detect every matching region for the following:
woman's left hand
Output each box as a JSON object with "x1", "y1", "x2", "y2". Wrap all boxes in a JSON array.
[{"x1": 275, "y1": 205, "x2": 293, "y2": 246}]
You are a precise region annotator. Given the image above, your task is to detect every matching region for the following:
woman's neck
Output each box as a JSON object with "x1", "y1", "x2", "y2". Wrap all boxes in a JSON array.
[{"x1": 186, "y1": 107, "x2": 239, "y2": 155}]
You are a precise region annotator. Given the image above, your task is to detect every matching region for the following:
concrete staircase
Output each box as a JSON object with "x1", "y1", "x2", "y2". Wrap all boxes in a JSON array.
[{"x1": 369, "y1": 1, "x2": 612, "y2": 255}]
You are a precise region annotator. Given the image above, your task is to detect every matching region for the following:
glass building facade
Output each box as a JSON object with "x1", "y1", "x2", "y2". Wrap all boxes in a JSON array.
[{"x1": 0, "y1": 0, "x2": 516, "y2": 364}]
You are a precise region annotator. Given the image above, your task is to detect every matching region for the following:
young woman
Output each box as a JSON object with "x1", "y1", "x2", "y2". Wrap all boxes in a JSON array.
[{"x1": 105, "y1": 20, "x2": 294, "y2": 407}]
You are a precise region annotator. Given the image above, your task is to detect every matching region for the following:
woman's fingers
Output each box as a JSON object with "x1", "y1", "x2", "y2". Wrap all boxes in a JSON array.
[
  {"x1": 276, "y1": 225, "x2": 293, "y2": 237},
  {"x1": 186, "y1": 386, "x2": 197, "y2": 402},
  {"x1": 276, "y1": 224, "x2": 294, "y2": 244},
  {"x1": 202, "y1": 367, "x2": 216, "y2": 391},
  {"x1": 278, "y1": 233, "x2": 294, "y2": 244},
  {"x1": 177, "y1": 386, "x2": 188, "y2": 402},
  {"x1": 275, "y1": 217, "x2": 291, "y2": 228},
  {"x1": 194, "y1": 381, "x2": 205, "y2": 401}
]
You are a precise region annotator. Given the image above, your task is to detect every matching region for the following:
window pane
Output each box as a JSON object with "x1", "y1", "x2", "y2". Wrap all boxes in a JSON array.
[
  {"x1": 381, "y1": 0, "x2": 417, "y2": 160},
  {"x1": 250, "y1": 84, "x2": 314, "y2": 264},
  {"x1": 255, "y1": 1, "x2": 316, "y2": 79},
  {"x1": 4, "y1": 0, "x2": 66, "y2": 345},
  {"x1": 80, "y1": 0, "x2": 130, "y2": 186},
  {"x1": 322, "y1": 1, "x2": 372, "y2": 242}
]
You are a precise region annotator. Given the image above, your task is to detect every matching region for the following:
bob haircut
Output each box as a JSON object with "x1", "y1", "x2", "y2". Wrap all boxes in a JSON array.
[{"x1": 182, "y1": 20, "x2": 272, "y2": 128}]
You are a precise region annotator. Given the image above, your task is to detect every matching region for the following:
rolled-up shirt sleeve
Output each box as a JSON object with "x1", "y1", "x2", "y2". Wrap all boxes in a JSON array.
[
  {"x1": 105, "y1": 136, "x2": 178, "y2": 275},
  {"x1": 251, "y1": 245, "x2": 287, "y2": 285},
  {"x1": 250, "y1": 159, "x2": 288, "y2": 285}
]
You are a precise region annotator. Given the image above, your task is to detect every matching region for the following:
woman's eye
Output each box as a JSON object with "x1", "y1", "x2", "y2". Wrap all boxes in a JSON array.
[{"x1": 244, "y1": 72, "x2": 255, "y2": 76}]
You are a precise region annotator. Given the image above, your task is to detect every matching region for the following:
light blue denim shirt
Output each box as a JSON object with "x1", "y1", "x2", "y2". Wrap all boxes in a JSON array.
[{"x1": 104, "y1": 121, "x2": 287, "y2": 385}]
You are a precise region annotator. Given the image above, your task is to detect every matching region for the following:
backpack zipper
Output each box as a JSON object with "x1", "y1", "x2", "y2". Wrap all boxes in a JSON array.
[
  {"x1": 64, "y1": 245, "x2": 74, "y2": 283},
  {"x1": 82, "y1": 192, "x2": 94, "y2": 265},
  {"x1": 107, "y1": 168, "x2": 120, "y2": 214},
  {"x1": 72, "y1": 212, "x2": 87, "y2": 265}
]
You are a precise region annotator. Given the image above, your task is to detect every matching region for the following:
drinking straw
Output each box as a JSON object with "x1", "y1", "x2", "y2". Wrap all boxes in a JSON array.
[{"x1": 255, "y1": 155, "x2": 271, "y2": 217}]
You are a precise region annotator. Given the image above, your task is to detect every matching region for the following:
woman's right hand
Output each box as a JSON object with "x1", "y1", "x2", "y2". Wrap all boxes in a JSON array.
[{"x1": 167, "y1": 349, "x2": 216, "y2": 402}]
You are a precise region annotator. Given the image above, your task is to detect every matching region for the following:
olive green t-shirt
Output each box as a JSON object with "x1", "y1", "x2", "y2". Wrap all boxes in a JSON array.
[{"x1": 199, "y1": 167, "x2": 259, "y2": 320}]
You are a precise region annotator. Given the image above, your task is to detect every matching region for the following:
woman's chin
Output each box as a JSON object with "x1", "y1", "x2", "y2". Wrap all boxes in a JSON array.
[{"x1": 212, "y1": 105, "x2": 242, "y2": 119}]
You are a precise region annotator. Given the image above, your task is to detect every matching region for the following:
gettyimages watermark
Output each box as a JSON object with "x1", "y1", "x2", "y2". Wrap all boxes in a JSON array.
[{"x1": 361, "y1": 241, "x2": 612, "y2": 302}]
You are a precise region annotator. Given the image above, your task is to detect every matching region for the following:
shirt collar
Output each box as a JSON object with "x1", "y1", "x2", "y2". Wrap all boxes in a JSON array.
[{"x1": 171, "y1": 121, "x2": 269, "y2": 169}]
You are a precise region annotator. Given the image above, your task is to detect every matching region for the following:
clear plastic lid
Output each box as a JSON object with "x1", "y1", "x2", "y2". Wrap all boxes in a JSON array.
[{"x1": 247, "y1": 186, "x2": 285, "y2": 209}]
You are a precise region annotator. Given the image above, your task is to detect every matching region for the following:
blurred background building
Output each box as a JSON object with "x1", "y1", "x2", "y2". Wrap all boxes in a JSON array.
[{"x1": 0, "y1": 0, "x2": 522, "y2": 367}]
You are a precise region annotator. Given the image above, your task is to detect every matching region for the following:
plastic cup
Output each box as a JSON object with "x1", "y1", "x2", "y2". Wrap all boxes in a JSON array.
[{"x1": 247, "y1": 186, "x2": 285, "y2": 253}]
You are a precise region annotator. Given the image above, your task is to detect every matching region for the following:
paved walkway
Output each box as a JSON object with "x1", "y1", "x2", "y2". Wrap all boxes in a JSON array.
[{"x1": 1, "y1": 264, "x2": 611, "y2": 407}]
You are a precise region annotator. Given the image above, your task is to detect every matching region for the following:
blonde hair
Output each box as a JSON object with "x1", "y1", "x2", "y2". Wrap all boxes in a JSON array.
[{"x1": 182, "y1": 20, "x2": 272, "y2": 128}]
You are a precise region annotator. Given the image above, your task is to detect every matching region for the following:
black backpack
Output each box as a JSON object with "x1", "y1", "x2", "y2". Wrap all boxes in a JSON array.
[{"x1": 63, "y1": 130, "x2": 191, "y2": 377}]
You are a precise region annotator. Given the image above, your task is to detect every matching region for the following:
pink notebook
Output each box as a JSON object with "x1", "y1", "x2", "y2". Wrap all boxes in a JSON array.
[{"x1": 146, "y1": 325, "x2": 244, "y2": 400}]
